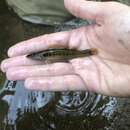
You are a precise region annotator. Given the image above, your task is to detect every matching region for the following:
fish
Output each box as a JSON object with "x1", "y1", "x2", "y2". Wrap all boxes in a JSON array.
[{"x1": 27, "y1": 48, "x2": 98, "y2": 63}]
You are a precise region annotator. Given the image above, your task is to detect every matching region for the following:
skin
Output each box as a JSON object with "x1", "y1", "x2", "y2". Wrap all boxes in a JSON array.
[{"x1": 1, "y1": 0, "x2": 130, "y2": 96}]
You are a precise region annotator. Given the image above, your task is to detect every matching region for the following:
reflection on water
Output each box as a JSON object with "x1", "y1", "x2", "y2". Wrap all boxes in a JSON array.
[
  {"x1": 0, "y1": 0, "x2": 130, "y2": 130},
  {"x1": 0, "y1": 80, "x2": 116, "y2": 130}
]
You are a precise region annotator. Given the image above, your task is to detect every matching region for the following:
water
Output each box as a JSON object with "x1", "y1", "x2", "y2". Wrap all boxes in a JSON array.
[
  {"x1": 0, "y1": 0, "x2": 130, "y2": 130},
  {"x1": 0, "y1": 81, "x2": 116, "y2": 130}
]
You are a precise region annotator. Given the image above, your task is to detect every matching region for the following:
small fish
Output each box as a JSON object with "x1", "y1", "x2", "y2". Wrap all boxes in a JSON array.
[{"x1": 27, "y1": 48, "x2": 98, "y2": 63}]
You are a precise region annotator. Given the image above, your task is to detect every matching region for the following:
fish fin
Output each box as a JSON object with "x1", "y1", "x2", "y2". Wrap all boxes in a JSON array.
[
  {"x1": 44, "y1": 60, "x2": 51, "y2": 64},
  {"x1": 63, "y1": 60, "x2": 69, "y2": 63},
  {"x1": 45, "y1": 59, "x2": 69, "y2": 64}
]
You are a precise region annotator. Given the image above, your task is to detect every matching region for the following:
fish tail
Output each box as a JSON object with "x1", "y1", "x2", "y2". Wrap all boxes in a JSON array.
[{"x1": 81, "y1": 48, "x2": 98, "y2": 56}]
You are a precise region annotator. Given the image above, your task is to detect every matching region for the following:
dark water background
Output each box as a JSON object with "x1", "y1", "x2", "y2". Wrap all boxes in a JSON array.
[{"x1": 0, "y1": 0, "x2": 130, "y2": 130}]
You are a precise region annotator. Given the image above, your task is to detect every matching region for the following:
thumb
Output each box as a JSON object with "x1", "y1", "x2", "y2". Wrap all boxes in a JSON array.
[{"x1": 64, "y1": 0, "x2": 106, "y2": 22}]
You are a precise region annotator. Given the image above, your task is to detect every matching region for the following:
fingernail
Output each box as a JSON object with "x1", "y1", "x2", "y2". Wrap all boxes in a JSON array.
[
  {"x1": 0, "y1": 61, "x2": 7, "y2": 72},
  {"x1": 25, "y1": 79, "x2": 34, "y2": 90},
  {"x1": 6, "y1": 71, "x2": 14, "y2": 80},
  {"x1": 8, "y1": 47, "x2": 14, "y2": 57}
]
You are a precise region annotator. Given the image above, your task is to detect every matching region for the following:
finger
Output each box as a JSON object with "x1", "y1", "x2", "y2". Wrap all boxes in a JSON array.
[
  {"x1": 64, "y1": 0, "x2": 106, "y2": 22},
  {"x1": 24, "y1": 75, "x2": 86, "y2": 91},
  {"x1": 0, "y1": 55, "x2": 44, "y2": 72},
  {"x1": 8, "y1": 31, "x2": 70, "y2": 57},
  {"x1": 6, "y1": 63, "x2": 74, "y2": 80}
]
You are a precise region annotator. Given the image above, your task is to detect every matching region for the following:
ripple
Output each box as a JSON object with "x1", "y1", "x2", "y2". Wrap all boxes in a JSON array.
[{"x1": 0, "y1": 80, "x2": 117, "y2": 130}]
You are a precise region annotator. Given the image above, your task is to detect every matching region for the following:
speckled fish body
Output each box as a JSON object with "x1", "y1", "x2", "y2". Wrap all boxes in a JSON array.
[{"x1": 27, "y1": 48, "x2": 97, "y2": 63}]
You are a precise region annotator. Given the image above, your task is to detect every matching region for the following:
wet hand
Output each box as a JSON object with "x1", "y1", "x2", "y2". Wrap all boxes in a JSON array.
[{"x1": 1, "y1": 0, "x2": 130, "y2": 96}]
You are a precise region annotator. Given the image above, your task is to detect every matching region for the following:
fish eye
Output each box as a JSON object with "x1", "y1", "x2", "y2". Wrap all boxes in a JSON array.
[{"x1": 43, "y1": 53, "x2": 48, "y2": 57}]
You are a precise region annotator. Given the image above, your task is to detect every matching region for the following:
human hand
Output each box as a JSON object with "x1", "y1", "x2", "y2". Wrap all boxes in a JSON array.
[{"x1": 1, "y1": 0, "x2": 130, "y2": 96}]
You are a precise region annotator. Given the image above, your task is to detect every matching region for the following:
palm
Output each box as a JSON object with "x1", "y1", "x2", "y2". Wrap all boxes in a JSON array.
[{"x1": 68, "y1": 21, "x2": 130, "y2": 95}]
